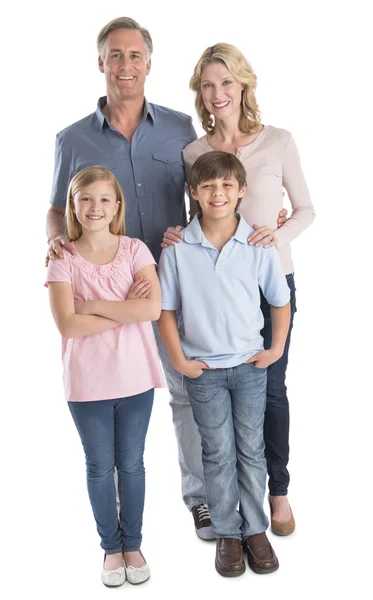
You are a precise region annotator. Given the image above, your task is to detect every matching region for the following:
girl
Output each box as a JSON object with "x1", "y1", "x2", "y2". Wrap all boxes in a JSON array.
[
  {"x1": 163, "y1": 43, "x2": 315, "y2": 539},
  {"x1": 46, "y1": 166, "x2": 164, "y2": 587}
]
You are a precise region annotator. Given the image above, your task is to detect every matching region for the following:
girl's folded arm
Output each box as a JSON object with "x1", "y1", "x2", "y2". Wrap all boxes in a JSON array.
[
  {"x1": 48, "y1": 282, "x2": 121, "y2": 338},
  {"x1": 84, "y1": 264, "x2": 161, "y2": 324}
]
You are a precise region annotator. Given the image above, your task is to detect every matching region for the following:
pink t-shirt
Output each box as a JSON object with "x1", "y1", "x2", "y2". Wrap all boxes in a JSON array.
[{"x1": 46, "y1": 236, "x2": 165, "y2": 402}]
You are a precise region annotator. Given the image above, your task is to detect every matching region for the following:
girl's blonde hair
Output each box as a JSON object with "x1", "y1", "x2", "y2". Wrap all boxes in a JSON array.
[
  {"x1": 190, "y1": 43, "x2": 261, "y2": 135},
  {"x1": 66, "y1": 166, "x2": 125, "y2": 240}
]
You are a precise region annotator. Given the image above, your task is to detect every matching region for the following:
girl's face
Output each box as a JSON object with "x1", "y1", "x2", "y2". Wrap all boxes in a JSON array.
[
  {"x1": 73, "y1": 180, "x2": 120, "y2": 233},
  {"x1": 200, "y1": 62, "x2": 244, "y2": 124}
]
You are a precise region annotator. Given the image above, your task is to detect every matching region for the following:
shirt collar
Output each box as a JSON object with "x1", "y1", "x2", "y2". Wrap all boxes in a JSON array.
[
  {"x1": 183, "y1": 214, "x2": 253, "y2": 247},
  {"x1": 96, "y1": 96, "x2": 155, "y2": 130},
  {"x1": 232, "y1": 214, "x2": 254, "y2": 243}
]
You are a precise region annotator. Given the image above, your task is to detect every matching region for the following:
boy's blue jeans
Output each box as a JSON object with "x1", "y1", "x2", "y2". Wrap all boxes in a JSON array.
[
  {"x1": 68, "y1": 390, "x2": 154, "y2": 553},
  {"x1": 185, "y1": 363, "x2": 269, "y2": 539}
]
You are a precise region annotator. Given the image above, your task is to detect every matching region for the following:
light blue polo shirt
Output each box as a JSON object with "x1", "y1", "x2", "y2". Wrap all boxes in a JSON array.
[{"x1": 158, "y1": 214, "x2": 290, "y2": 368}]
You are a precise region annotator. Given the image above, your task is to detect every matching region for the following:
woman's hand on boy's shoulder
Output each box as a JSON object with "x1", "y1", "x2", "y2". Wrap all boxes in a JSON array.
[
  {"x1": 248, "y1": 225, "x2": 278, "y2": 249},
  {"x1": 161, "y1": 225, "x2": 184, "y2": 248},
  {"x1": 247, "y1": 208, "x2": 288, "y2": 250}
]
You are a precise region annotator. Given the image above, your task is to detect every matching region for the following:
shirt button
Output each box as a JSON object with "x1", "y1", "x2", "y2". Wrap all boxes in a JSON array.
[
  {"x1": 141, "y1": 211, "x2": 146, "y2": 216},
  {"x1": 137, "y1": 182, "x2": 142, "y2": 187},
  {"x1": 145, "y1": 238, "x2": 150, "y2": 243}
]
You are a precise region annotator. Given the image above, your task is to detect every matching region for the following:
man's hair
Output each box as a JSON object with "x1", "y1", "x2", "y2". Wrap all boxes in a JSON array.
[
  {"x1": 97, "y1": 17, "x2": 153, "y2": 59},
  {"x1": 190, "y1": 151, "x2": 247, "y2": 190},
  {"x1": 66, "y1": 166, "x2": 126, "y2": 240}
]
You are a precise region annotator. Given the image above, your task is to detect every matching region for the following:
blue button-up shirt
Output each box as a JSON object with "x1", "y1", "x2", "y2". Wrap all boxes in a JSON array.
[
  {"x1": 50, "y1": 97, "x2": 197, "y2": 261},
  {"x1": 158, "y1": 215, "x2": 290, "y2": 368}
]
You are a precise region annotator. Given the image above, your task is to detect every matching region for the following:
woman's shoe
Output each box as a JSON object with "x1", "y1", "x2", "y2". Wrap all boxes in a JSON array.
[
  {"x1": 124, "y1": 550, "x2": 150, "y2": 585},
  {"x1": 268, "y1": 495, "x2": 296, "y2": 536},
  {"x1": 101, "y1": 554, "x2": 126, "y2": 587}
]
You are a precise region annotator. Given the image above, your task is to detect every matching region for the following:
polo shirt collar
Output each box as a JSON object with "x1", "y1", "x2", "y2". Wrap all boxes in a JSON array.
[
  {"x1": 96, "y1": 96, "x2": 155, "y2": 129},
  {"x1": 184, "y1": 214, "x2": 252, "y2": 246},
  {"x1": 183, "y1": 214, "x2": 204, "y2": 244},
  {"x1": 232, "y1": 214, "x2": 253, "y2": 243}
]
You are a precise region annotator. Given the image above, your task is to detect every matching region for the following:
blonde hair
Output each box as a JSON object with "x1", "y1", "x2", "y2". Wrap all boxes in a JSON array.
[
  {"x1": 66, "y1": 166, "x2": 125, "y2": 241},
  {"x1": 97, "y1": 17, "x2": 153, "y2": 60},
  {"x1": 190, "y1": 43, "x2": 261, "y2": 135}
]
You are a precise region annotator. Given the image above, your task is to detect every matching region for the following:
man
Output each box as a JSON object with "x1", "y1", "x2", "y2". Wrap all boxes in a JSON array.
[{"x1": 46, "y1": 16, "x2": 215, "y2": 541}]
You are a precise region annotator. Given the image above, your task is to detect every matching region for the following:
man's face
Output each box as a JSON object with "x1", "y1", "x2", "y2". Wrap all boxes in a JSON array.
[{"x1": 98, "y1": 28, "x2": 151, "y2": 101}]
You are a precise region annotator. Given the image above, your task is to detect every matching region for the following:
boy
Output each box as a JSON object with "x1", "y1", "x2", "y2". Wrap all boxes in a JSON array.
[{"x1": 157, "y1": 151, "x2": 290, "y2": 577}]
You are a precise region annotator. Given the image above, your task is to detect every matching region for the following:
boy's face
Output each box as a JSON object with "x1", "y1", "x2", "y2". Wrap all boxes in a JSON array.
[{"x1": 191, "y1": 176, "x2": 246, "y2": 220}]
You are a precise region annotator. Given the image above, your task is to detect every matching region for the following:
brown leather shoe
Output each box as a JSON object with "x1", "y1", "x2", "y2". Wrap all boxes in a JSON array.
[
  {"x1": 269, "y1": 495, "x2": 296, "y2": 536},
  {"x1": 243, "y1": 533, "x2": 279, "y2": 574},
  {"x1": 215, "y1": 538, "x2": 246, "y2": 577}
]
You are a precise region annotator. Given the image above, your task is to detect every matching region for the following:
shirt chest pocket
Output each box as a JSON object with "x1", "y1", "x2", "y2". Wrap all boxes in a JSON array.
[{"x1": 152, "y1": 153, "x2": 185, "y2": 190}]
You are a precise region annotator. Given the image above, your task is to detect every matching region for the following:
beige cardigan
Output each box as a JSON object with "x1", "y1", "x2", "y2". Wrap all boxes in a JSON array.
[{"x1": 183, "y1": 125, "x2": 315, "y2": 275}]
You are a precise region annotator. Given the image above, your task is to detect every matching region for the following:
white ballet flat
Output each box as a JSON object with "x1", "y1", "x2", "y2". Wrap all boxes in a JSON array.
[
  {"x1": 124, "y1": 552, "x2": 150, "y2": 585},
  {"x1": 101, "y1": 555, "x2": 126, "y2": 587}
]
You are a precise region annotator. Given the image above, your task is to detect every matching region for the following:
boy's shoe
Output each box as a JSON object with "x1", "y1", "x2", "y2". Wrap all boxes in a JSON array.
[
  {"x1": 215, "y1": 538, "x2": 246, "y2": 577},
  {"x1": 243, "y1": 533, "x2": 279, "y2": 574},
  {"x1": 191, "y1": 503, "x2": 215, "y2": 540},
  {"x1": 268, "y1": 495, "x2": 296, "y2": 536},
  {"x1": 124, "y1": 551, "x2": 150, "y2": 585},
  {"x1": 101, "y1": 555, "x2": 126, "y2": 587}
]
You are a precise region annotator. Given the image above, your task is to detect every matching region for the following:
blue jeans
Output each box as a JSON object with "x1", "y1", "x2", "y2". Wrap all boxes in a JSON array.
[
  {"x1": 68, "y1": 390, "x2": 154, "y2": 553},
  {"x1": 261, "y1": 273, "x2": 297, "y2": 496},
  {"x1": 185, "y1": 364, "x2": 269, "y2": 539}
]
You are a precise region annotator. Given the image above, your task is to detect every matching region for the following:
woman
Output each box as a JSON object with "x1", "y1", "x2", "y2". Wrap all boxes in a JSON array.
[{"x1": 163, "y1": 43, "x2": 315, "y2": 536}]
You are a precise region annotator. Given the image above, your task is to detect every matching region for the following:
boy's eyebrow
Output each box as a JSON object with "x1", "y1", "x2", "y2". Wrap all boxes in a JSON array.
[{"x1": 199, "y1": 178, "x2": 237, "y2": 183}]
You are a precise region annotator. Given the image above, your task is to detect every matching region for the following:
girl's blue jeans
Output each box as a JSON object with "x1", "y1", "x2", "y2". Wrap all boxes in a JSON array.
[{"x1": 68, "y1": 390, "x2": 154, "y2": 553}]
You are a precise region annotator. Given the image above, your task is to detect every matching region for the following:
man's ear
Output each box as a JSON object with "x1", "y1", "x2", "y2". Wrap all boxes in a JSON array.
[
  {"x1": 145, "y1": 58, "x2": 151, "y2": 76},
  {"x1": 98, "y1": 55, "x2": 104, "y2": 73}
]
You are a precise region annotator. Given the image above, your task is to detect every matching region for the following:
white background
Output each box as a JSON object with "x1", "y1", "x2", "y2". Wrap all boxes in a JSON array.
[{"x1": 2, "y1": 0, "x2": 372, "y2": 598}]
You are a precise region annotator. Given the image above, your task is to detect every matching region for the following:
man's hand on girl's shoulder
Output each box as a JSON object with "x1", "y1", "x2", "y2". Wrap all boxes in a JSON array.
[{"x1": 45, "y1": 235, "x2": 76, "y2": 266}]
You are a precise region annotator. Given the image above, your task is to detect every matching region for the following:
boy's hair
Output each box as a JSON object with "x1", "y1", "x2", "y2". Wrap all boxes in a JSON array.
[
  {"x1": 97, "y1": 17, "x2": 153, "y2": 60},
  {"x1": 190, "y1": 150, "x2": 247, "y2": 206},
  {"x1": 66, "y1": 166, "x2": 126, "y2": 240}
]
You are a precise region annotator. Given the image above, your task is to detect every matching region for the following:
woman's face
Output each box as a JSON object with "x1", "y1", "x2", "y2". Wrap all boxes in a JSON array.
[{"x1": 200, "y1": 62, "x2": 244, "y2": 124}]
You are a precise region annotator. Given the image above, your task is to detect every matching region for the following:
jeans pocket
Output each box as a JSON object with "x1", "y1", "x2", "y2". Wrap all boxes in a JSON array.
[
  {"x1": 245, "y1": 362, "x2": 267, "y2": 373},
  {"x1": 184, "y1": 371, "x2": 204, "y2": 382}
]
